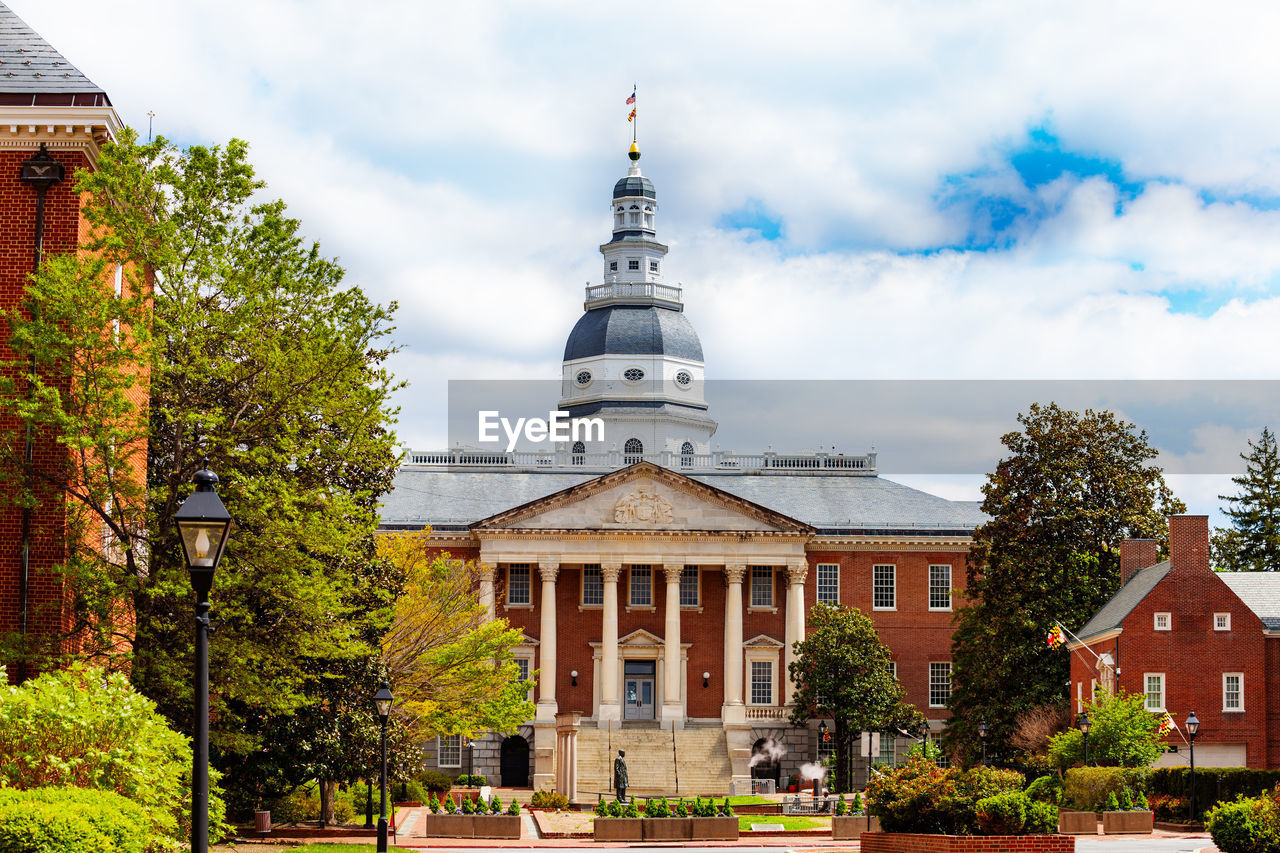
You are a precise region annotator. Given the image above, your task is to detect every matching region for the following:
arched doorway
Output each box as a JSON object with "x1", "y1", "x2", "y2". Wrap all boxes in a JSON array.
[
  {"x1": 750, "y1": 737, "x2": 783, "y2": 788},
  {"x1": 500, "y1": 735, "x2": 530, "y2": 787}
]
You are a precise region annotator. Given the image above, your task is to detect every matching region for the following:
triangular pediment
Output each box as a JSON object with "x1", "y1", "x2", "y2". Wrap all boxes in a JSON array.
[
  {"x1": 619, "y1": 628, "x2": 664, "y2": 647},
  {"x1": 744, "y1": 633, "x2": 785, "y2": 649},
  {"x1": 471, "y1": 462, "x2": 814, "y2": 534}
]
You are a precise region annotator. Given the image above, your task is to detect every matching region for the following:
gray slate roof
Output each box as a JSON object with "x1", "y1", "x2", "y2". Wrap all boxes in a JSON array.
[
  {"x1": 1075, "y1": 560, "x2": 1172, "y2": 641},
  {"x1": 563, "y1": 305, "x2": 704, "y2": 362},
  {"x1": 0, "y1": 2, "x2": 107, "y2": 96},
  {"x1": 614, "y1": 175, "x2": 656, "y2": 200},
  {"x1": 379, "y1": 468, "x2": 987, "y2": 533},
  {"x1": 1218, "y1": 573, "x2": 1280, "y2": 630}
]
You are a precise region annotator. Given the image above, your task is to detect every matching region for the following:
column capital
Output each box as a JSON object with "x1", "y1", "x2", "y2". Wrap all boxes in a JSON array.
[
  {"x1": 601, "y1": 561, "x2": 623, "y2": 582},
  {"x1": 724, "y1": 563, "x2": 747, "y2": 584},
  {"x1": 539, "y1": 560, "x2": 561, "y2": 583},
  {"x1": 662, "y1": 562, "x2": 685, "y2": 583},
  {"x1": 477, "y1": 564, "x2": 496, "y2": 582},
  {"x1": 787, "y1": 559, "x2": 809, "y2": 585}
]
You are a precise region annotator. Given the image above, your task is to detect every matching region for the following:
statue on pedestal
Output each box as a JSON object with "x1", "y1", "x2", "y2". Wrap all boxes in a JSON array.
[{"x1": 614, "y1": 749, "x2": 628, "y2": 801}]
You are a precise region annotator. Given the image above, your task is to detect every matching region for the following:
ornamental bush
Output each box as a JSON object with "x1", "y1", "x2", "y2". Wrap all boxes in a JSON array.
[
  {"x1": 0, "y1": 787, "x2": 148, "y2": 853},
  {"x1": 646, "y1": 796, "x2": 671, "y2": 817},
  {"x1": 1026, "y1": 801, "x2": 1059, "y2": 835},
  {"x1": 1025, "y1": 774, "x2": 1063, "y2": 804},
  {"x1": 975, "y1": 791, "x2": 1029, "y2": 835},
  {"x1": 865, "y1": 754, "x2": 1024, "y2": 835},
  {"x1": 529, "y1": 789, "x2": 569, "y2": 810},
  {"x1": 1205, "y1": 794, "x2": 1280, "y2": 853},
  {"x1": 418, "y1": 769, "x2": 454, "y2": 793},
  {"x1": 1063, "y1": 766, "x2": 1150, "y2": 812}
]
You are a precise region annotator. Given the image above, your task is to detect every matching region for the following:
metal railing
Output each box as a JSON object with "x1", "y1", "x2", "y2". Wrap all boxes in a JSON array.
[{"x1": 404, "y1": 448, "x2": 877, "y2": 475}]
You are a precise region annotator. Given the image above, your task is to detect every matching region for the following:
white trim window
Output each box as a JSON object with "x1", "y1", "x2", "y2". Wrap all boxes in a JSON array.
[
  {"x1": 929, "y1": 662, "x2": 952, "y2": 708},
  {"x1": 1215, "y1": 613, "x2": 1232, "y2": 631},
  {"x1": 680, "y1": 566, "x2": 700, "y2": 607},
  {"x1": 878, "y1": 732, "x2": 897, "y2": 767},
  {"x1": 582, "y1": 564, "x2": 603, "y2": 606},
  {"x1": 629, "y1": 565, "x2": 652, "y2": 606},
  {"x1": 750, "y1": 566, "x2": 774, "y2": 608},
  {"x1": 514, "y1": 656, "x2": 534, "y2": 702},
  {"x1": 1154, "y1": 612, "x2": 1171, "y2": 631},
  {"x1": 438, "y1": 734, "x2": 462, "y2": 768},
  {"x1": 1145, "y1": 673, "x2": 1165, "y2": 711},
  {"x1": 750, "y1": 660, "x2": 774, "y2": 705},
  {"x1": 1224, "y1": 673, "x2": 1244, "y2": 712},
  {"x1": 888, "y1": 660, "x2": 897, "y2": 680},
  {"x1": 817, "y1": 563, "x2": 840, "y2": 604},
  {"x1": 928, "y1": 564, "x2": 952, "y2": 611},
  {"x1": 873, "y1": 564, "x2": 896, "y2": 610},
  {"x1": 507, "y1": 564, "x2": 531, "y2": 605}
]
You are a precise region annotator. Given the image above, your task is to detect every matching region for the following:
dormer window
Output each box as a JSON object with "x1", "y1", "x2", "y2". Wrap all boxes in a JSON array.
[
  {"x1": 649, "y1": 261, "x2": 659, "y2": 273},
  {"x1": 628, "y1": 259, "x2": 640, "y2": 271}
]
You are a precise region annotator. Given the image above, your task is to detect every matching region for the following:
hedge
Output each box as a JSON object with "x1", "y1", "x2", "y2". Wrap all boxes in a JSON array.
[
  {"x1": 1063, "y1": 766, "x2": 1150, "y2": 811},
  {"x1": 0, "y1": 787, "x2": 148, "y2": 853},
  {"x1": 1151, "y1": 768, "x2": 1280, "y2": 820}
]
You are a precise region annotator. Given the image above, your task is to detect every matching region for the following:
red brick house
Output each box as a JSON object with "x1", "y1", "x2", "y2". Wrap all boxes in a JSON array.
[{"x1": 1069, "y1": 515, "x2": 1280, "y2": 768}]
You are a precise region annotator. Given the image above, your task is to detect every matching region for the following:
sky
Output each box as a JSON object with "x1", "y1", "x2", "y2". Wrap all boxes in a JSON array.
[{"x1": 15, "y1": 0, "x2": 1280, "y2": 517}]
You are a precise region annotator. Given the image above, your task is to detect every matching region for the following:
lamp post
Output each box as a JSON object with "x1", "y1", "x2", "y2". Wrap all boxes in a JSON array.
[
  {"x1": 1187, "y1": 711, "x2": 1200, "y2": 822},
  {"x1": 1078, "y1": 712, "x2": 1091, "y2": 766},
  {"x1": 174, "y1": 467, "x2": 233, "y2": 853},
  {"x1": 374, "y1": 681, "x2": 394, "y2": 853},
  {"x1": 977, "y1": 721, "x2": 988, "y2": 765}
]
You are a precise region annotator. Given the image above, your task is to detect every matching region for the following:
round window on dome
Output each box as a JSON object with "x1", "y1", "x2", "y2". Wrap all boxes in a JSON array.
[
  {"x1": 575, "y1": 370, "x2": 592, "y2": 386},
  {"x1": 675, "y1": 370, "x2": 692, "y2": 388},
  {"x1": 623, "y1": 368, "x2": 645, "y2": 383}
]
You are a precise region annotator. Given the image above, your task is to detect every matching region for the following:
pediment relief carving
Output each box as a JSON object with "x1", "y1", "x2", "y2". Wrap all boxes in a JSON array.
[{"x1": 612, "y1": 486, "x2": 674, "y2": 525}]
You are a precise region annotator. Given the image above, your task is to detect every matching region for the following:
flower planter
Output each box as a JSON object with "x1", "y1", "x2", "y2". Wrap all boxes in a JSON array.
[
  {"x1": 642, "y1": 817, "x2": 692, "y2": 840},
  {"x1": 592, "y1": 818, "x2": 643, "y2": 842},
  {"x1": 1057, "y1": 809, "x2": 1099, "y2": 835},
  {"x1": 472, "y1": 814, "x2": 522, "y2": 839},
  {"x1": 422, "y1": 814, "x2": 474, "y2": 838},
  {"x1": 691, "y1": 816, "x2": 739, "y2": 840},
  {"x1": 833, "y1": 814, "x2": 881, "y2": 840},
  {"x1": 1102, "y1": 810, "x2": 1153, "y2": 834},
  {"x1": 860, "y1": 831, "x2": 1076, "y2": 853}
]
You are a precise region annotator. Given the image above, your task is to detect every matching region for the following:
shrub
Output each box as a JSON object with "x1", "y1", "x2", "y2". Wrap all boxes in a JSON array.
[
  {"x1": 671, "y1": 799, "x2": 689, "y2": 817},
  {"x1": 851, "y1": 791, "x2": 864, "y2": 812},
  {"x1": 717, "y1": 798, "x2": 734, "y2": 817},
  {"x1": 835, "y1": 794, "x2": 848, "y2": 816},
  {"x1": 471, "y1": 774, "x2": 489, "y2": 787},
  {"x1": 1151, "y1": 768, "x2": 1280, "y2": 820},
  {"x1": 428, "y1": 793, "x2": 440, "y2": 813},
  {"x1": 1063, "y1": 766, "x2": 1150, "y2": 812},
  {"x1": 975, "y1": 791, "x2": 1029, "y2": 835},
  {"x1": 530, "y1": 789, "x2": 569, "y2": 810},
  {"x1": 594, "y1": 798, "x2": 608, "y2": 817},
  {"x1": 461, "y1": 794, "x2": 475, "y2": 814},
  {"x1": 489, "y1": 794, "x2": 503, "y2": 814},
  {"x1": 507, "y1": 800, "x2": 521, "y2": 815},
  {"x1": 1206, "y1": 795, "x2": 1280, "y2": 853},
  {"x1": 268, "y1": 786, "x2": 321, "y2": 823},
  {"x1": 1105, "y1": 791, "x2": 1120, "y2": 811},
  {"x1": 1025, "y1": 774, "x2": 1063, "y2": 804},
  {"x1": 866, "y1": 754, "x2": 1023, "y2": 835},
  {"x1": 1026, "y1": 801, "x2": 1059, "y2": 835},
  {"x1": 1046, "y1": 689, "x2": 1163, "y2": 769},
  {"x1": 419, "y1": 769, "x2": 454, "y2": 793},
  {"x1": 646, "y1": 797, "x2": 671, "y2": 817},
  {"x1": 457, "y1": 773, "x2": 471, "y2": 787},
  {"x1": 692, "y1": 796, "x2": 716, "y2": 817},
  {"x1": 0, "y1": 787, "x2": 149, "y2": 853}
]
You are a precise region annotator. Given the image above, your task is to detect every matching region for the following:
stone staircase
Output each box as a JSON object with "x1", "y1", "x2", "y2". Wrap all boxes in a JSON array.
[{"x1": 576, "y1": 725, "x2": 733, "y2": 798}]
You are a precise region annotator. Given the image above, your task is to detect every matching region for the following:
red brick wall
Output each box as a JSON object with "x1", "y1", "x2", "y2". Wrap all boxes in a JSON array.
[
  {"x1": 861, "y1": 832, "x2": 1074, "y2": 853},
  {"x1": 1119, "y1": 539, "x2": 1158, "y2": 584}
]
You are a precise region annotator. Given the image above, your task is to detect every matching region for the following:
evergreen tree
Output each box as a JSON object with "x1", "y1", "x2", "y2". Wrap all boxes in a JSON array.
[
  {"x1": 945, "y1": 403, "x2": 1184, "y2": 764},
  {"x1": 1216, "y1": 427, "x2": 1280, "y2": 571}
]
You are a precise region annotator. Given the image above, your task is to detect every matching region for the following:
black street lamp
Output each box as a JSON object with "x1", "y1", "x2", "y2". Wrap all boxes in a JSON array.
[
  {"x1": 1078, "y1": 712, "x2": 1091, "y2": 766},
  {"x1": 977, "y1": 721, "x2": 988, "y2": 765},
  {"x1": 374, "y1": 681, "x2": 394, "y2": 853},
  {"x1": 1187, "y1": 711, "x2": 1200, "y2": 822},
  {"x1": 174, "y1": 467, "x2": 233, "y2": 853}
]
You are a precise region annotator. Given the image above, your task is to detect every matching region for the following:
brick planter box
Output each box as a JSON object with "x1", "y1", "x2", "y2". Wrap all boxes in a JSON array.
[
  {"x1": 642, "y1": 817, "x2": 692, "y2": 841},
  {"x1": 861, "y1": 831, "x2": 1075, "y2": 853},
  {"x1": 422, "y1": 814, "x2": 473, "y2": 838},
  {"x1": 691, "y1": 816, "x2": 739, "y2": 840},
  {"x1": 1102, "y1": 810, "x2": 1153, "y2": 834},
  {"x1": 1057, "y1": 810, "x2": 1099, "y2": 835},
  {"x1": 833, "y1": 814, "x2": 882, "y2": 840},
  {"x1": 592, "y1": 818, "x2": 643, "y2": 842},
  {"x1": 472, "y1": 815, "x2": 522, "y2": 839}
]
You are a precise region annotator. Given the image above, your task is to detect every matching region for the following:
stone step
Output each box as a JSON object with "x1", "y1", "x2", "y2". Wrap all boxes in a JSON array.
[{"x1": 576, "y1": 726, "x2": 732, "y2": 797}]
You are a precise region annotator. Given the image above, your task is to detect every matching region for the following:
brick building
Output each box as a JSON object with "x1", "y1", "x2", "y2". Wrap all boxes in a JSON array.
[
  {"x1": 0, "y1": 2, "x2": 126, "y2": 681},
  {"x1": 1069, "y1": 515, "x2": 1280, "y2": 768},
  {"x1": 380, "y1": 141, "x2": 987, "y2": 794}
]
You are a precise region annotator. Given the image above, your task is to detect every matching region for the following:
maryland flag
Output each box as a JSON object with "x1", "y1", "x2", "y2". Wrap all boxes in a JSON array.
[
  {"x1": 1046, "y1": 624, "x2": 1065, "y2": 648},
  {"x1": 628, "y1": 108, "x2": 637, "y2": 122},
  {"x1": 1158, "y1": 712, "x2": 1176, "y2": 735}
]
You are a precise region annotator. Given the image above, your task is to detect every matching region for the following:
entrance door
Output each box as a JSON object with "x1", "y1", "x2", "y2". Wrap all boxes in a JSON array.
[
  {"x1": 623, "y1": 659, "x2": 657, "y2": 719},
  {"x1": 500, "y1": 735, "x2": 530, "y2": 787}
]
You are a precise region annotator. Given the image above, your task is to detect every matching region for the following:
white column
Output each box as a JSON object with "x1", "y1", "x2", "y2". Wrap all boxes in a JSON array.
[
  {"x1": 536, "y1": 560, "x2": 560, "y2": 722},
  {"x1": 478, "y1": 566, "x2": 496, "y2": 621},
  {"x1": 661, "y1": 562, "x2": 685, "y2": 727},
  {"x1": 784, "y1": 559, "x2": 808, "y2": 705},
  {"x1": 598, "y1": 561, "x2": 622, "y2": 728},
  {"x1": 722, "y1": 563, "x2": 746, "y2": 726}
]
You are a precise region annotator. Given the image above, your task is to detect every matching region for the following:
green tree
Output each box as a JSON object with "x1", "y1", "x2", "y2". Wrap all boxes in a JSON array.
[
  {"x1": 788, "y1": 603, "x2": 924, "y2": 793},
  {"x1": 947, "y1": 403, "x2": 1184, "y2": 764},
  {"x1": 1045, "y1": 689, "x2": 1162, "y2": 768},
  {"x1": 1216, "y1": 427, "x2": 1280, "y2": 571}
]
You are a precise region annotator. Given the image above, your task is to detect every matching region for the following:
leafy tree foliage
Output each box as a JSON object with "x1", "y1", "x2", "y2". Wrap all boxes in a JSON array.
[
  {"x1": 947, "y1": 403, "x2": 1184, "y2": 764},
  {"x1": 788, "y1": 603, "x2": 923, "y2": 793},
  {"x1": 1046, "y1": 689, "x2": 1163, "y2": 768},
  {"x1": 1215, "y1": 427, "x2": 1280, "y2": 571}
]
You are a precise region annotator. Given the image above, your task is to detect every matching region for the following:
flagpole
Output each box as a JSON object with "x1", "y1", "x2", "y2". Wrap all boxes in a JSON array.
[{"x1": 633, "y1": 82, "x2": 637, "y2": 144}]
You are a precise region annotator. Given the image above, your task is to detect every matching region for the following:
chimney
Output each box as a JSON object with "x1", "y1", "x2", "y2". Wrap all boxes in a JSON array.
[
  {"x1": 1168, "y1": 515, "x2": 1210, "y2": 575},
  {"x1": 1119, "y1": 539, "x2": 1159, "y2": 585}
]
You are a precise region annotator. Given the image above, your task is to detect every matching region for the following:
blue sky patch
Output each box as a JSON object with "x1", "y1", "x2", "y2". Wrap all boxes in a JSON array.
[
  {"x1": 1159, "y1": 287, "x2": 1234, "y2": 318},
  {"x1": 717, "y1": 200, "x2": 784, "y2": 241}
]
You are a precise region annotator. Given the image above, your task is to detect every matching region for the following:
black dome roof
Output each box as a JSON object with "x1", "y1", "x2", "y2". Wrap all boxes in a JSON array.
[
  {"x1": 613, "y1": 175, "x2": 656, "y2": 200},
  {"x1": 564, "y1": 306, "x2": 703, "y2": 362}
]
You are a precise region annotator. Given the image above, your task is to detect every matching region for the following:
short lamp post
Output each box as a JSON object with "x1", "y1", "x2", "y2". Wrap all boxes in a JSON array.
[
  {"x1": 1078, "y1": 712, "x2": 1091, "y2": 766},
  {"x1": 977, "y1": 721, "x2": 988, "y2": 765},
  {"x1": 174, "y1": 467, "x2": 233, "y2": 853},
  {"x1": 374, "y1": 682, "x2": 394, "y2": 853},
  {"x1": 1187, "y1": 711, "x2": 1200, "y2": 822}
]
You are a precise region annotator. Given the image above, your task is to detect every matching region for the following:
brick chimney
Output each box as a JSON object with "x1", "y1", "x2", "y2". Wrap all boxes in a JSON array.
[
  {"x1": 1168, "y1": 515, "x2": 1210, "y2": 575},
  {"x1": 1119, "y1": 539, "x2": 1159, "y2": 585}
]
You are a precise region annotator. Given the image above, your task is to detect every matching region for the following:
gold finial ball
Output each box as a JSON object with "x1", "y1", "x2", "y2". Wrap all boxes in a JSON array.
[{"x1": 629, "y1": 141, "x2": 641, "y2": 161}]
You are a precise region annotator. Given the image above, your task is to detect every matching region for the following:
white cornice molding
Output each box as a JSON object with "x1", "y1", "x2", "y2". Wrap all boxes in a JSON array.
[{"x1": 0, "y1": 105, "x2": 123, "y2": 164}]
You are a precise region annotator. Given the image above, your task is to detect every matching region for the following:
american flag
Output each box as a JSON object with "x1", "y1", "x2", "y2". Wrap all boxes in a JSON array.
[{"x1": 626, "y1": 88, "x2": 636, "y2": 105}]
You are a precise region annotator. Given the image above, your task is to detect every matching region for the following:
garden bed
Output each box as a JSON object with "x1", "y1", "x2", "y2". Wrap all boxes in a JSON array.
[
  {"x1": 861, "y1": 831, "x2": 1075, "y2": 853},
  {"x1": 592, "y1": 816, "x2": 739, "y2": 841},
  {"x1": 420, "y1": 814, "x2": 521, "y2": 839}
]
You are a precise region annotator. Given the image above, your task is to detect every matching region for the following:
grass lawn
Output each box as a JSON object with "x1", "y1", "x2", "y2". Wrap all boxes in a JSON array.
[
  {"x1": 725, "y1": 795, "x2": 776, "y2": 805},
  {"x1": 281, "y1": 846, "x2": 378, "y2": 852},
  {"x1": 739, "y1": 814, "x2": 831, "y2": 831}
]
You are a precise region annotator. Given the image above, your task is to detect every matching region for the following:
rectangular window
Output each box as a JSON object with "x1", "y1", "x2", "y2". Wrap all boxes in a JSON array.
[
  {"x1": 873, "y1": 564, "x2": 896, "y2": 610},
  {"x1": 680, "y1": 566, "x2": 700, "y2": 607},
  {"x1": 888, "y1": 660, "x2": 897, "y2": 680},
  {"x1": 929, "y1": 662, "x2": 952, "y2": 708},
  {"x1": 750, "y1": 661, "x2": 773, "y2": 705},
  {"x1": 582, "y1": 564, "x2": 603, "y2": 606},
  {"x1": 1154, "y1": 612, "x2": 1171, "y2": 631},
  {"x1": 878, "y1": 732, "x2": 896, "y2": 767},
  {"x1": 750, "y1": 565, "x2": 774, "y2": 607},
  {"x1": 649, "y1": 260, "x2": 659, "y2": 272},
  {"x1": 515, "y1": 658, "x2": 529, "y2": 683},
  {"x1": 1224, "y1": 673, "x2": 1243, "y2": 711},
  {"x1": 628, "y1": 259, "x2": 640, "y2": 270},
  {"x1": 609, "y1": 261, "x2": 618, "y2": 271},
  {"x1": 818, "y1": 728, "x2": 835, "y2": 760},
  {"x1": 1145, "y1": 673, "x2": 1165, "y2": 711},
  {"x1": 629, "y1": 565, "x2": 652, "y2": 606},
  {"x1": 817, "y1": 563, "x2": 840, "y2": 604},
  {"x1": 929, "y1": 564, "x2": 952, "y2": 610},
  {"x1": 507, "y1": 564, "x2": 531, "y2": 605},
  {"x1": 438, "y1": 734, "x2": 462, "y2": 768},
  {"x1": 1216, "y1": 613, "x2": 1232, "y2": 631}
]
